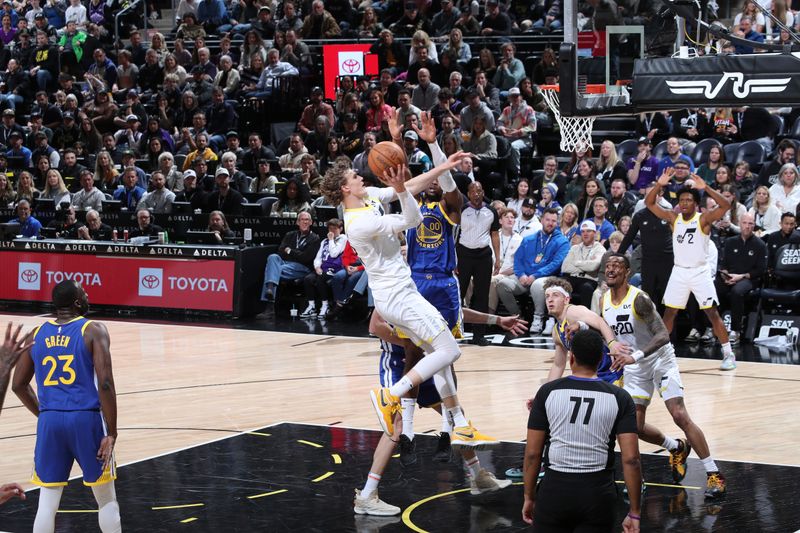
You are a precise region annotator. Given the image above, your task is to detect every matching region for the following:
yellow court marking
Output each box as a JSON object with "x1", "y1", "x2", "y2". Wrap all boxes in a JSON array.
[
  {"x1": 312, "y1": 471, "x2": 335, "y2": 483},
  {"x1": 331, "y1": 453, "x2": 342, "y2": 464},
  {"x1": 614, "y1": 480, "x2": 702, "y2": 491},
  {"x1": 180, "y1": 517, "x2": 198, "y2": 524},
  {"x1": 57, "y1": 509, "x2": 98, "y2": 513},
  {"x1": 402, "y1": 488, "x2": 472, "y2": 533},
  {"x1": 247, "y1": 489, "x2": 288, "y2": 500},
  {"x1": 248, "y1": 432, "x2": 272, "y2": 437},
  {"x1": 297, "y1": 439, "x2": 323, "y2": 448},
  {"x1": 152, "y1": 503, "x2": 205, "y2": 511}
]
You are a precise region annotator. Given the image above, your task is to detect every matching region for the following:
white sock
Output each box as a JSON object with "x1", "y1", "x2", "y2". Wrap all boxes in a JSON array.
[
  {"x1": 401, "y1": 398, "x2": 416, "y2": 440},
  {"x1": 447, "y1": 406, "x2": 468, "y2": 428},
  {"x1": 361, "y1": 472, "x2": 381, "y2": 499},
  {"x1": 701, "y1": 457, "x2": 719, "y2": 473},
  {"x1": 388, "y1": 376, "x2": 414, "y2": 397},
  {"x1": 721, "y1": 342, "x2": 733, "y2": 357},
  {"x1": 441, "y1": 410, "x2": 453, "y2": 434},
  {"x1": 465, "y1": 456, "x2": 481, "y2": 479},
  {"x1": 662, "y1": 436, "x2": 679, "y2": 452},
  {"x1": 33, "y1": 486, "x2": 64, "y2": 533},
  {"x1": 92, "y1": 481, "x2": 121, "y2": 533}
]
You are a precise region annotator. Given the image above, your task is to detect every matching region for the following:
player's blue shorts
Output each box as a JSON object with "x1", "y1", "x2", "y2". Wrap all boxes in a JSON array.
[
  {"x1": 379, "y1": 348, "x2": 441, "y2": 408},
  {"x1": 32, "y1": 410, "x2": 116, "y2": 487},
  {"x1": 411, "y1": 272, "x2": 462, "y2": 339}
]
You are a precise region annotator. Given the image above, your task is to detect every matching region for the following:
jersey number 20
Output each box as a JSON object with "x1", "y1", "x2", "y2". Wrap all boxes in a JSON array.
[{"x1": 42, "y1": 355, "x2": 76, "y2": 386}]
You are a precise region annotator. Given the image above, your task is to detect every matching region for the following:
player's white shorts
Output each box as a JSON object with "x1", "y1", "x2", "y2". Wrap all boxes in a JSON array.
[
  {"x1": 373, "y1": 278, "x2": 448, "y2": 349},
  {"x1": 623, "y1": 344, "x2": 684, "y2": 406},
  {"x1": 663, "y1": 265, "x2": 719, "y2": 310}
]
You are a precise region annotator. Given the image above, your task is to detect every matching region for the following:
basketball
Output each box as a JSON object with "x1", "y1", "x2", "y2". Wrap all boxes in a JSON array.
[{"x1": 368, "y1": 141, "x2": 407, "y2": 181}]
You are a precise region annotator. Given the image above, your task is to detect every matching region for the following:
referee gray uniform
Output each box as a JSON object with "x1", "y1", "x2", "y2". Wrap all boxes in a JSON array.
[
  {"x1": 528, "y1": 376, "x2": 638, "y2": 532},
  {"x1": 457, "y1": 201, "x2": 499, "y2": 343}
]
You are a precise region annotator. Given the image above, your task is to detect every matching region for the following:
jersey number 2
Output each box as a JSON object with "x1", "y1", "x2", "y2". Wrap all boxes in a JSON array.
[
  {"x1": 42, "y1": 355, "x2": 76, "y2": 386},
  {"x1": 569, "y1": 396, "x2": 595, "y2": 425}
]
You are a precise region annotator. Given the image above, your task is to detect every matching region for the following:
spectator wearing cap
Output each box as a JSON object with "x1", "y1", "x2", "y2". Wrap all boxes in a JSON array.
[
  {"x1": 137, "y1": 170, "x2": 176, "y2": 214},
  {"x1": 536, "y1": 183, "x2": 561, "y2": 218},
  {"x1": 51, "y1": 112, "x2": 81, "y2": 151},
  {"x1": 32, "y1": 12, "x2": 54, "y2": 41},
  {"x1": 70, "y1": 169, "x2": 104, "y2": 211},
  {"x1": 626, "y1": 136, "x2": 660, "y2": 194},
  {"x1": 139, "y1": 117, "x2": 176, "y2": 155},
  {"x1": 57, "y1": 20, "x2": 86, "y2": 77},
  {"x1": 188, "y1": 65, "x2": 214, "y2": 107},
  {"x1": 26, "y1": 113, "x2": 52, "y2": 151},
  {"x1": 339, "y1": 113, "x2": 364, "y2": 160},
  {"x1": 497, "y1": 86, "x2": 536, "y2": 176},
  {"x1": 206, "y1": 167, "x2": 244, "y2": 215},
  {"x1": 480, "y1": 0, "x2": 511, "y2": 35},
  {"x1": 301, "y1": 0, "x2": 341, "y2": 39},
  {"x1": 0, "y1": 59, "x2": 27, "y2": 111},
  {"x1": 561, "y1": 220, "x2": 605, "y2": 306},
  {"x1": 224, "y1": 131, "x2": 245, "y2": 164},
  {"x1": 175, "y1": 169, "x2": 207, "y2": 210},
  {"x1": 29, "y1": 29, "x2": 58, "y2": 91},
  {"x1": 12, "y1": 29, "x2": 34, "y2": 69},
  {"x1": 31, "y1": 130, "x2": 58, "y2": 168},
  {"x1": 251, "y1": 5, "x2": 276, "y2": 40},
  {"x1": 6, "y1": 130, "x2": 31, "y2": 166},
  {"x1": 389, "y1": 1, "x2": 431, "y2": 38},
  {"x1": 207, "y1": 87, "x2": 237, "y2": 152},
  {"x1": 298, "y1": 86, "x2": 335, "y2": 136},
  {"x1": 0, "y1": 108, "x2": 24, "y2": 147},
  {"x1": 57, "y1": 73, "x2": 84, "y2": 107},
  {"x1": 183, "y1": 132, "x2": 218, "y2": 171},
  {"x1": 112, "y1": 114, "x2": 143, "y2": 152},
  {"x1": 196, "y1": 0, "x2": 227, "y2": 34},
  {"x1": 493, "y1": 42, "x2": 525, "y2": 93},
  {"x1": 403, "y1": 130, "x2": 432, "y2": 172},
  {"x1": 411, "y1": 68, "x2": 440, "y2": 111},
  {"x1": 113, "y1": 166, "x2": 146, "y2": 209},
  {"x1": 25, "y1": 1, "x2": 43, "y2": 25},
  {"x1": 85, "y1": 48, "x2": 117, "y2": 92},
  {"x1": 431, "y1": 0, "x2": 460, "y2": 37},
  {"x1": 459, "y1": 87, "x2": 495, "y2": 133},
  {"x1": 515, "y1": 197, "x2": 544, "y2": 237}
]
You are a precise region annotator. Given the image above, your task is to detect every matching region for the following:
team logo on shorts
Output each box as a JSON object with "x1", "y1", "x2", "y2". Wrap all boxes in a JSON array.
[
  {"x1": 138, "y1": 268, "x2": 163, "y2": 297},
  {"x1": 18, "y1": 262, "x2": 41, "y2": 290}
]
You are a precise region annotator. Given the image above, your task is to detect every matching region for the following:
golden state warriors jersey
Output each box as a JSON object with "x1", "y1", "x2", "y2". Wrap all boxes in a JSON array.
[
  {"x1": 31, "y1": 317, "x2": 100, "y2": 411},
  {"x1": 406, "y1": 200, "x2": 457, "y2": 275},
  {"x1": 555, "y1": 309, "x2": 622, "y2": 383},
  {"x1": 672, "y1": 212, "x2": 709, "y2": 268}
]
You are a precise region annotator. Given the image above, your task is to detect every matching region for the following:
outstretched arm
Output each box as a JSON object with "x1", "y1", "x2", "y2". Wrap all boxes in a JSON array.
[
  {"x1": 404, "y1": 151, "x2": 472, "y2": 197},
  {"x1": 612, "y1": 292, "x2": 671, "y2": 370},
  {"x1": 0, "y1": 323, "x2": 33, "y2": 415},
  {"x1": 462, "y1": 308, "x2": 528, "y2": 336},
  {"x1": 645, "y1": 168, "x2": 677, "y2": 224},
  {"x1": 546, "y1": 332, "x2": 568, "y2": 383},
  {"x1": 11, "y1": 332, "x2": 38, "y2": 417},
  {"x1": 566, "y1": 304, "x2": 632, "y2": 356}
]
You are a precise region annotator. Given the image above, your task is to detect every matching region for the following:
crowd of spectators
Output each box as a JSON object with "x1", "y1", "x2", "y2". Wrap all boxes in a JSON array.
[{"x1": 0, "y1": 0, "x2": 797, "y2": 337}]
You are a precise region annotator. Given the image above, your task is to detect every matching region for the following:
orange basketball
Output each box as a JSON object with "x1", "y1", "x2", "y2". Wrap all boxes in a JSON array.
[{"x1": 368, "y1": 141, "x2": 407, "y2": 181}]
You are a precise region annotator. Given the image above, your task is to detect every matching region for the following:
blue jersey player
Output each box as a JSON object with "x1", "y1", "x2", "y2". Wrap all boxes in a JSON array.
[{"x1": 13, "y1": 280, "x2": 121, "y2": 533}]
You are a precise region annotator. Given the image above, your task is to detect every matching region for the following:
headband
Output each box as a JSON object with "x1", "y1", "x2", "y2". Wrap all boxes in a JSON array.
[{"x1": 545, "y1": 286, "x2": 570, "y2": 298}]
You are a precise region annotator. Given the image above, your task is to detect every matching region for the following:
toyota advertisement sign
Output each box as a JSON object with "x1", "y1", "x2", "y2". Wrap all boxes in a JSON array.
[{"x1": 3, "y1": 252, "x2": 234, "y2": 311}]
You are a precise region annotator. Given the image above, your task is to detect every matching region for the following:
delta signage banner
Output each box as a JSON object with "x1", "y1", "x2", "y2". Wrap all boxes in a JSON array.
[
  {"x1": 1, "y1": 251, "x2": 235, "y2": 311},
  {"x1": 322, "y1": 44, "x2": 379, "y2": 100}
]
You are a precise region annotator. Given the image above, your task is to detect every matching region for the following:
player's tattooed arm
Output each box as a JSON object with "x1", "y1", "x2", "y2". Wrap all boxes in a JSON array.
[{"x1": 633, "y1": 292, "x2": 671, "y2": 357}]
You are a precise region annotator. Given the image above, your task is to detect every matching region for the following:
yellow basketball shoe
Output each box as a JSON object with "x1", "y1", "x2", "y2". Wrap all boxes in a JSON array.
[
  {"x1": 451, "y1": 421, "x2": 499, "y2": 449},
  {"x1": 369, "y1": 388, "x2": 400, "y2": 436}
]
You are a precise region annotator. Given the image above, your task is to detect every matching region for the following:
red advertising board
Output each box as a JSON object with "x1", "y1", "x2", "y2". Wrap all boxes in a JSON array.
[
  {"x1": 322, "y1": 44, "x2": 379, "y2": 100},
  {"x1": 0, "y1": 251, "x2": 235, "y2": 311}
]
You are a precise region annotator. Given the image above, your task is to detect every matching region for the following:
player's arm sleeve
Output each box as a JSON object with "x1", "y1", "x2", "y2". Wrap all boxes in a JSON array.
[
  {"x1": 367, "y1": 186, "x2": 398, "y2": 205},
  {"x1": 426, "y1": 141, "x2": 457, "y2": 192},
  {"x1": 351, "y1": 191, "x2": 422, "y2": 237}
]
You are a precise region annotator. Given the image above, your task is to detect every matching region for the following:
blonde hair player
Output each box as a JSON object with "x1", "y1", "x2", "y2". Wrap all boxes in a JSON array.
[
  {"x1": 644, "y1": 168, "x2": 736, "y2": 370},
  {"x1": 602, "y1": 253, "x2": 726, "y2": 498},
  {"x1": 321, "y1": 141, "x2": 499, "y2": 513}
]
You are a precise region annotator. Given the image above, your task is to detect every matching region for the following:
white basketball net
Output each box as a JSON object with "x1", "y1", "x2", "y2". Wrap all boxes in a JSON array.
[{"x1": 541, "y1": 88, "x2": 596, "y2": 153}]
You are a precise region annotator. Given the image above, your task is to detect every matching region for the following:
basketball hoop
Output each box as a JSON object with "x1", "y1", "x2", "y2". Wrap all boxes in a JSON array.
[{"x1": 540, "y1": 84, "x2": 606, "y2": 153}]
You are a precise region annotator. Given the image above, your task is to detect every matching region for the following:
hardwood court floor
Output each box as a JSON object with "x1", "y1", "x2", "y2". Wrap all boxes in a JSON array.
[{"x1": 1, "y1": 312, "x2": 799, "y2": 495}]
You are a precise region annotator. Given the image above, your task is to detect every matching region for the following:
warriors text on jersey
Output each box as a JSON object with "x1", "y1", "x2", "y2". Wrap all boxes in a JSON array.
[{"x1": 406, "y1": 200, "x2": 457, "y2": 275}]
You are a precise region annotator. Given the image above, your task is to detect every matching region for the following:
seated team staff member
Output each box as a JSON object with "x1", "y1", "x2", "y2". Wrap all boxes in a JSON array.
[
  {"x1": 12, "y1": 280, "x2": 121, "y2": 532},
  {"x1": 523, "y1": 329, "x2": 642, "y2": 533}
]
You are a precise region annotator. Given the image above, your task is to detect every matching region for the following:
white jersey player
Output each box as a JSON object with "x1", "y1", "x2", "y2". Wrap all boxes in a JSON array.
[{"x1": 644, "y1": 168, "x2": 737, "y2": 370}]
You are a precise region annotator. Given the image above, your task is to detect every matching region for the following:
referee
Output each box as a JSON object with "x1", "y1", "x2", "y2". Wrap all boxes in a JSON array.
[{"x1": 522, "y1": 329, "x2": 642, "y2": 532}]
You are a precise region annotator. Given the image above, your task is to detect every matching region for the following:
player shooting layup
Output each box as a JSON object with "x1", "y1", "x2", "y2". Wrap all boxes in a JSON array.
[{"x1": 320, "y1": 152, "x2": 497, "y2": 450}]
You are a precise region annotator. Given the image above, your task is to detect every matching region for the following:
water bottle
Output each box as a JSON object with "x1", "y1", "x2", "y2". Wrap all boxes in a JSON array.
[{"x1": 290, "y1": 304, "x2": 298, "y2": 318}]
